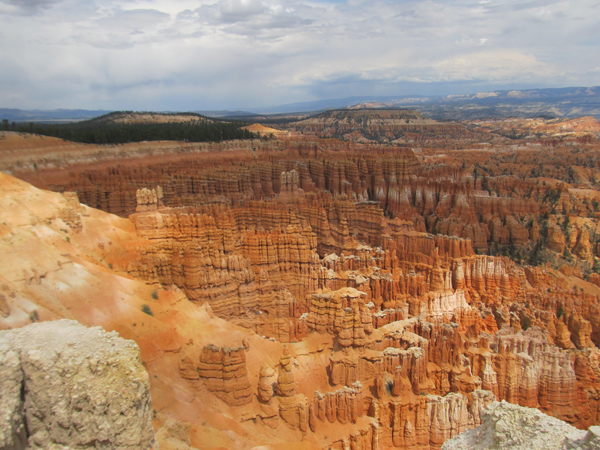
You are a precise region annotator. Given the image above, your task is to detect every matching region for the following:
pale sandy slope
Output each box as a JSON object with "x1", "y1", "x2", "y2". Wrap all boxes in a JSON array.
[{"x1": 0, "y1": 172, "x2": 325, "y2": 450}]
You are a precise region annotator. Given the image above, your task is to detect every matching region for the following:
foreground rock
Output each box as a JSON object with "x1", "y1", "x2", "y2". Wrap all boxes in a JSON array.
[
  {"x1": 442, "y1": 400, "x2": 600, "y2": 450},
  {"x1": 0, "y1": 319, "x2": 156, "y2": 450}
]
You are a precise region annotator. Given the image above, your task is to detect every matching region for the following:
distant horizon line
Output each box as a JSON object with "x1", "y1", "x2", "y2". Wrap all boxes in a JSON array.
[{"x1": 2, "y1": 84, "x2": 599, "y2": 115}]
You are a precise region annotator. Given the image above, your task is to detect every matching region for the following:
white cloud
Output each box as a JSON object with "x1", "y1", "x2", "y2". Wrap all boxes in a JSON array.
[
  {"x1": 96, "y1": 8, "x2": 170, "y2": 29},
  {"x1": 0, "y1": 0, "x2": 598, "y2": 109},
  {"x1": 435, "y1": 50, "x2": 558, "y2": 82}
]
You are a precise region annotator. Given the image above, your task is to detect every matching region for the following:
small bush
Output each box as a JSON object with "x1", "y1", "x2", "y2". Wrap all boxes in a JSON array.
[
  {"x1": 563, "y1": 246, "x2": 573, "y2": 262},
  {"x1": 557, "y1": 304, "x2": 564, "y2": 319},
  {"x1": 142, "y1": 304, "x2": 154, "y2": 316},
  {"x1": 151, "y1": 289, "x2": 158, "y2": 300}
]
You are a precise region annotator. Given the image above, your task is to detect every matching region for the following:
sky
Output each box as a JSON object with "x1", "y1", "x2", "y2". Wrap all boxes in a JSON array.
[{"x1": 0, "y1": 0, "x2": 599, "y2": 111}]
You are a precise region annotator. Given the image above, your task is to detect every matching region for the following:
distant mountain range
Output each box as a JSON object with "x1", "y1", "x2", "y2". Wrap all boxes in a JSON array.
[
  {"x1": 2, "y1": 86, "x2": 600, "y2": 123},
  {"x1": 0, "y1": 108, "x2": 112, "y2": 123},
  {"x1": 365, "y1": 86, "x2": 600, "y2": 121},
  {"x1": 241, "y1": 86, "x2": 600, "y2": 120}
]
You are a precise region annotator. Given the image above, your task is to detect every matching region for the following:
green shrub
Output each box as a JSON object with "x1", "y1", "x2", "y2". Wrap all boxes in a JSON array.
[
  {"x1": 563, "y1": 246, "x2": 573, "y2": 262},
  {"x1": 142, "y1": 304, "x2": 154, "y2": 316}
]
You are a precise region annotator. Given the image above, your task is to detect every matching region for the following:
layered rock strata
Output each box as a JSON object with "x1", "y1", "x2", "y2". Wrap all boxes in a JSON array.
[
  {"x1": 196, "y1": 344, "x2": 252, "y2": 406},
  {"x1": 305, "y1": 287, "x2": 373, "y2": 349}
]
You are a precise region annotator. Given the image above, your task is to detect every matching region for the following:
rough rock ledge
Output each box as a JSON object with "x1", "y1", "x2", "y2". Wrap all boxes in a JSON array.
[
  {"x1": 442, "y1": 400, "x2": 600, "y2": 450},
  {"x1": 0, "y1": 319, "x2": 157, "y2": 450}
]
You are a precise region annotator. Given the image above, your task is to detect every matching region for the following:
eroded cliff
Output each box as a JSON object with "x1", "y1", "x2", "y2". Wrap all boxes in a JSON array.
[{"x1": 1, "y1": 118, "x2": 600, "y2": 449}]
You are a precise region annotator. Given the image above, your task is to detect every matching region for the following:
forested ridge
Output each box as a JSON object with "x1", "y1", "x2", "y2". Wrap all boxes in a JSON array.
[{"x1": 0, "y1": 111, "x2": 259, "y2": 144}]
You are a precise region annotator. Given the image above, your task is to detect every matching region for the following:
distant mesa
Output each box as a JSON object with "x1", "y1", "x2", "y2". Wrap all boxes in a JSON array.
[
  {"x1": 348, "y1": 102, "x2": 408, "y2": 109},
  {"x1": 90, "y1": 111, "x2": 214, "y2": 125},
  {"x1": 295, "y1": 108, "x2": 436, "y2": 125},
  {"x1": 287, "y1": 108, "x2": 467, "y2": 141}
]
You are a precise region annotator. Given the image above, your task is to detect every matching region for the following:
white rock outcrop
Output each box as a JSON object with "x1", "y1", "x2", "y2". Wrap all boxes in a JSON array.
[
  {"x1": 442, "y1": 400, "x2": 600, "y2": 450},
  {"x1": 0, "y1": 319, "x2": 156, "y2": 450}
]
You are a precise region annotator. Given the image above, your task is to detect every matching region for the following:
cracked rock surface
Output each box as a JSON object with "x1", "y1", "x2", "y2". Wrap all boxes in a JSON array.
[
  {"x1": 442, "y1": 400, "x2": 600, "y2": 450},
  {"x1": 0, "y1": 319, "x2": 156, "y2": 450}
]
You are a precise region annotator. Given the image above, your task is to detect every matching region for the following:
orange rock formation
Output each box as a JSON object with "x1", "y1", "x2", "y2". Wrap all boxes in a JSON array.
[{"x1": 2, "y1": 118, "x2": 600, "y2": 449}]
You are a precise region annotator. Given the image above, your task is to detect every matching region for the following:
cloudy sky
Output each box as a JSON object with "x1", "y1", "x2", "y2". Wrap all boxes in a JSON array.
[{"x1": 1, "y1": 0, "x2": 599, "y2": 111}]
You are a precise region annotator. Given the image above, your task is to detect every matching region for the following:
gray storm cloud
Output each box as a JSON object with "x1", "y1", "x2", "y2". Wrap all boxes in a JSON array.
[{"x1": 0, "y1": 0, "x2": 62, "y2": 15}]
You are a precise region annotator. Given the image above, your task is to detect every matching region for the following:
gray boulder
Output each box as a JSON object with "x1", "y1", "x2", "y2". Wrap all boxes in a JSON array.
[{"x1": 0, "y1": 320, "x2": 157, "y2": 450}]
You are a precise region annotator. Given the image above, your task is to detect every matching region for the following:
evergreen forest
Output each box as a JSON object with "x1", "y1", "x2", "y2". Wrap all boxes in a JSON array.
[{"x1": 0, "y1": 112, "x2": 258, "y2": 144}]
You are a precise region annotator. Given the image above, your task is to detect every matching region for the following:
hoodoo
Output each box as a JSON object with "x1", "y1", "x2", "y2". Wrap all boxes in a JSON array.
[{"x1": 1, "y1": 108, "x2": 600, "y2": 449}]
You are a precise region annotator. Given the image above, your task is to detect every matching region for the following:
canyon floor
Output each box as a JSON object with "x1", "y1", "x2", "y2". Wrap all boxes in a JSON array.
[{"x1": 1, "y1": 110, "x2": 600, "y2": 449}]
